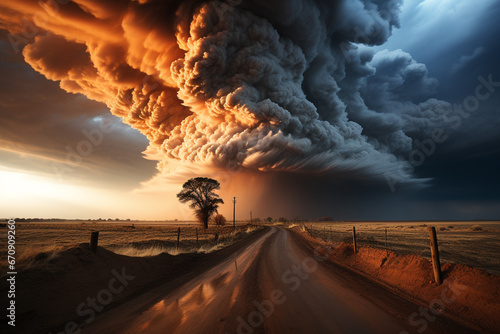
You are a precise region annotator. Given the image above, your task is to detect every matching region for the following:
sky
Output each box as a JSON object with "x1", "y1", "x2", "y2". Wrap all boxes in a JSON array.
[{"x1": 0, "y1": 0, "x2": 499, "y2": 221}]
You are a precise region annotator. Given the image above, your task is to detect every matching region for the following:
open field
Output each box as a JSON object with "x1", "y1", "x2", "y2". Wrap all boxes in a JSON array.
[
  {"x1": 298, "y1": 221, "x2": 500, "y2": 275},
  {"x1": 1, "y1": 220, "x2": 498, "y2": 275},
  {"x1": 0, "y1": 221, "x2": 258, "y2": 270},
  {"x1": 0, "y1": 224, "x2": 498, "y2": 333}
]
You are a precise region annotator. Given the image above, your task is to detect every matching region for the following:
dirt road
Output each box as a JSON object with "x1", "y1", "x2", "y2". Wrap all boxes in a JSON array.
[{"x1": 83, "y1": 227, "x2": 475, "y2": 334}]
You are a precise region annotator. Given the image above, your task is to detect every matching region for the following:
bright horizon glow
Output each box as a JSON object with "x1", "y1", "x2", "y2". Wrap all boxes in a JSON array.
[{"x1": 0, "y1": 168, "x2": 188, "y2": 220}]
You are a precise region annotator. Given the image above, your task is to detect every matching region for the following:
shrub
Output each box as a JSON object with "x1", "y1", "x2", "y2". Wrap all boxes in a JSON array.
[{"x1": 213, "y1": 214, "x2": 226, "y2": 226}]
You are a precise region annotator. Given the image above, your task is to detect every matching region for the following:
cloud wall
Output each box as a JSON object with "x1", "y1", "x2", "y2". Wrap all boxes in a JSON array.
[{"x1": 0, "y1": 0, "x2": 452, "y2": 185}]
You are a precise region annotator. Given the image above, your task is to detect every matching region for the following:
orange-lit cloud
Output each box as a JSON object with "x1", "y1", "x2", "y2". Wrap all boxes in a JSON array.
[{"x1": 0, "y1": 0, "x2": 452, "y2": 187}]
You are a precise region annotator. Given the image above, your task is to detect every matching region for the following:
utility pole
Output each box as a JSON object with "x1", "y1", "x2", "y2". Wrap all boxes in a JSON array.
[
  {"x1": 250, "y1": 211, "x2": 253, "y2": 224},
  {"x1": 233, "y1": 197, "x2": 236, "y2": 229}
]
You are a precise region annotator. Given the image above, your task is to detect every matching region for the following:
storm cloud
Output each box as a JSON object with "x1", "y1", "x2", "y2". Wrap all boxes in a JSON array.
[{"x1": 0, "y1": 0, "x2": 453, "y2": 185}]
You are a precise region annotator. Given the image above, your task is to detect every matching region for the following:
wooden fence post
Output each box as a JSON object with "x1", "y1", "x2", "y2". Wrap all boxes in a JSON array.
[
  {"x1": 176, "y1": 227, "x2": 181, "y2": 250},
  {"x1": 385, "y1": 228, "x2": 388, "y2": 257},
  {"x1": 303, "y1": 224, "x2": 309, "y2": 235},
  {"x1": 352, "y1": 226, "x2": 357, "y2": 254},
  {"x1": 90, "y1": 231, "x2": 99, "y2": 253},
  {"x1": 196, "y1": 227, "x2": 199, "y2": 246},
  {"x1": 428, "y1": 227, "x2": 442, "y2": 285}
]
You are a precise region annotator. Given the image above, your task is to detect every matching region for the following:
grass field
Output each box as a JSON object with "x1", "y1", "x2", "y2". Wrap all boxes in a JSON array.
[
  {"x1": 0, "y1": 221, "x2": 258, "y2": 270},
  {"x1": 1, "y1": 220, "x2": 498, "y2": 275},
  {"x1": 299, "y1": 221, "x2": 500, "y2": 275}
]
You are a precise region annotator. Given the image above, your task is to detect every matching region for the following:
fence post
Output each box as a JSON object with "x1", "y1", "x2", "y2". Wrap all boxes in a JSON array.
[
  {"x1": 176, "y1": 227, "x2": 181, "y2": 250},
  {"x1": 303, "y1": 224, "x2": 309, "y2": 235},
  {"x1": 428, "y1": 227, "x2": 442, "y2": 285},
  {"x1": 385, "y1": 228, "x2": 388, "y2": 257},
  {"x1": 196, "y1": 227, "x2": 199, "y2": 246},
  {"x1": 352, "y1": 226, "x2": 357, "y2": 254},
  {"x1": 90, "y1": 231, "x2": 99, "y2": 253}
]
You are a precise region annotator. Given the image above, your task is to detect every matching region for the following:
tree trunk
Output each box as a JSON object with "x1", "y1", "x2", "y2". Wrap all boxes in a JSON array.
[{"x1": 203, "y1": 216, "x2": 209, "y2": 229}]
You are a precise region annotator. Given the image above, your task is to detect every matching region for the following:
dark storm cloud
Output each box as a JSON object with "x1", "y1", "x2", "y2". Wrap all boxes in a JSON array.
[
  {"x1": 382, "y1": 0, "x2": 500, "y2": 98},
  {"x1": 377, "y1": 1, "x2": 500, "y2": 203},
  {"x1": 450, "y1": 47, "x2": 485, "y2": 74},
  {"x1": 0, "y1": 0, "x2": 456, "y2": 187}
]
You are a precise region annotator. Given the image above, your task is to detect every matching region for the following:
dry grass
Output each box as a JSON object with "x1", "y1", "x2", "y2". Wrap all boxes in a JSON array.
[
  {"x1": 296, "y1": 221, "x2": 500, "y2": 275},
  {"x1": 13, "y1": 243, "x2": 69, "y2": 269},
  {"x1": 0, "y1": 223, "x2": 262, "y2": 270},
  {"x1": 245, "y1": 226, "x2": 259, "y2": 234},
  {"x1": 111, "y1": 227, "x2": 258, "y2": 257}
]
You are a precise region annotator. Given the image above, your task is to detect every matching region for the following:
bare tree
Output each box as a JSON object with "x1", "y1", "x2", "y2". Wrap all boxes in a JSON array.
[{"x1": 177, "y1": 177, "x2": 224, "y2": 229}]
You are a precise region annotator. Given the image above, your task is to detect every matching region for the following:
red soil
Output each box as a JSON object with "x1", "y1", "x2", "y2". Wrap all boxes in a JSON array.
[{"x1": 296, "y1": 228, "x2": 500, "y2": 333}]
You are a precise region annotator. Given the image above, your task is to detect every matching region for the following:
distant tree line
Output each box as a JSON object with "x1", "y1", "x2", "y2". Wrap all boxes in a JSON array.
[
  {"x1": 3, "y1": 218, "x2": 67, "y2": 222},
  {"x1": 2, "y1": 218, "x2": 135, "y2": 222}
]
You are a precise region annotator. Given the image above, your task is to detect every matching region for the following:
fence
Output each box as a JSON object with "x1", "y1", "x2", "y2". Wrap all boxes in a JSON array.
[
  {"x1": 302, "y1": 222, "x2": 500, "y2": 277},
  {"x1": 0, "y1": 223, "x2": 260, "y2": 267},
  {"x1": 88, "y1": 225, "x2": 252, "y2": 253}
]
